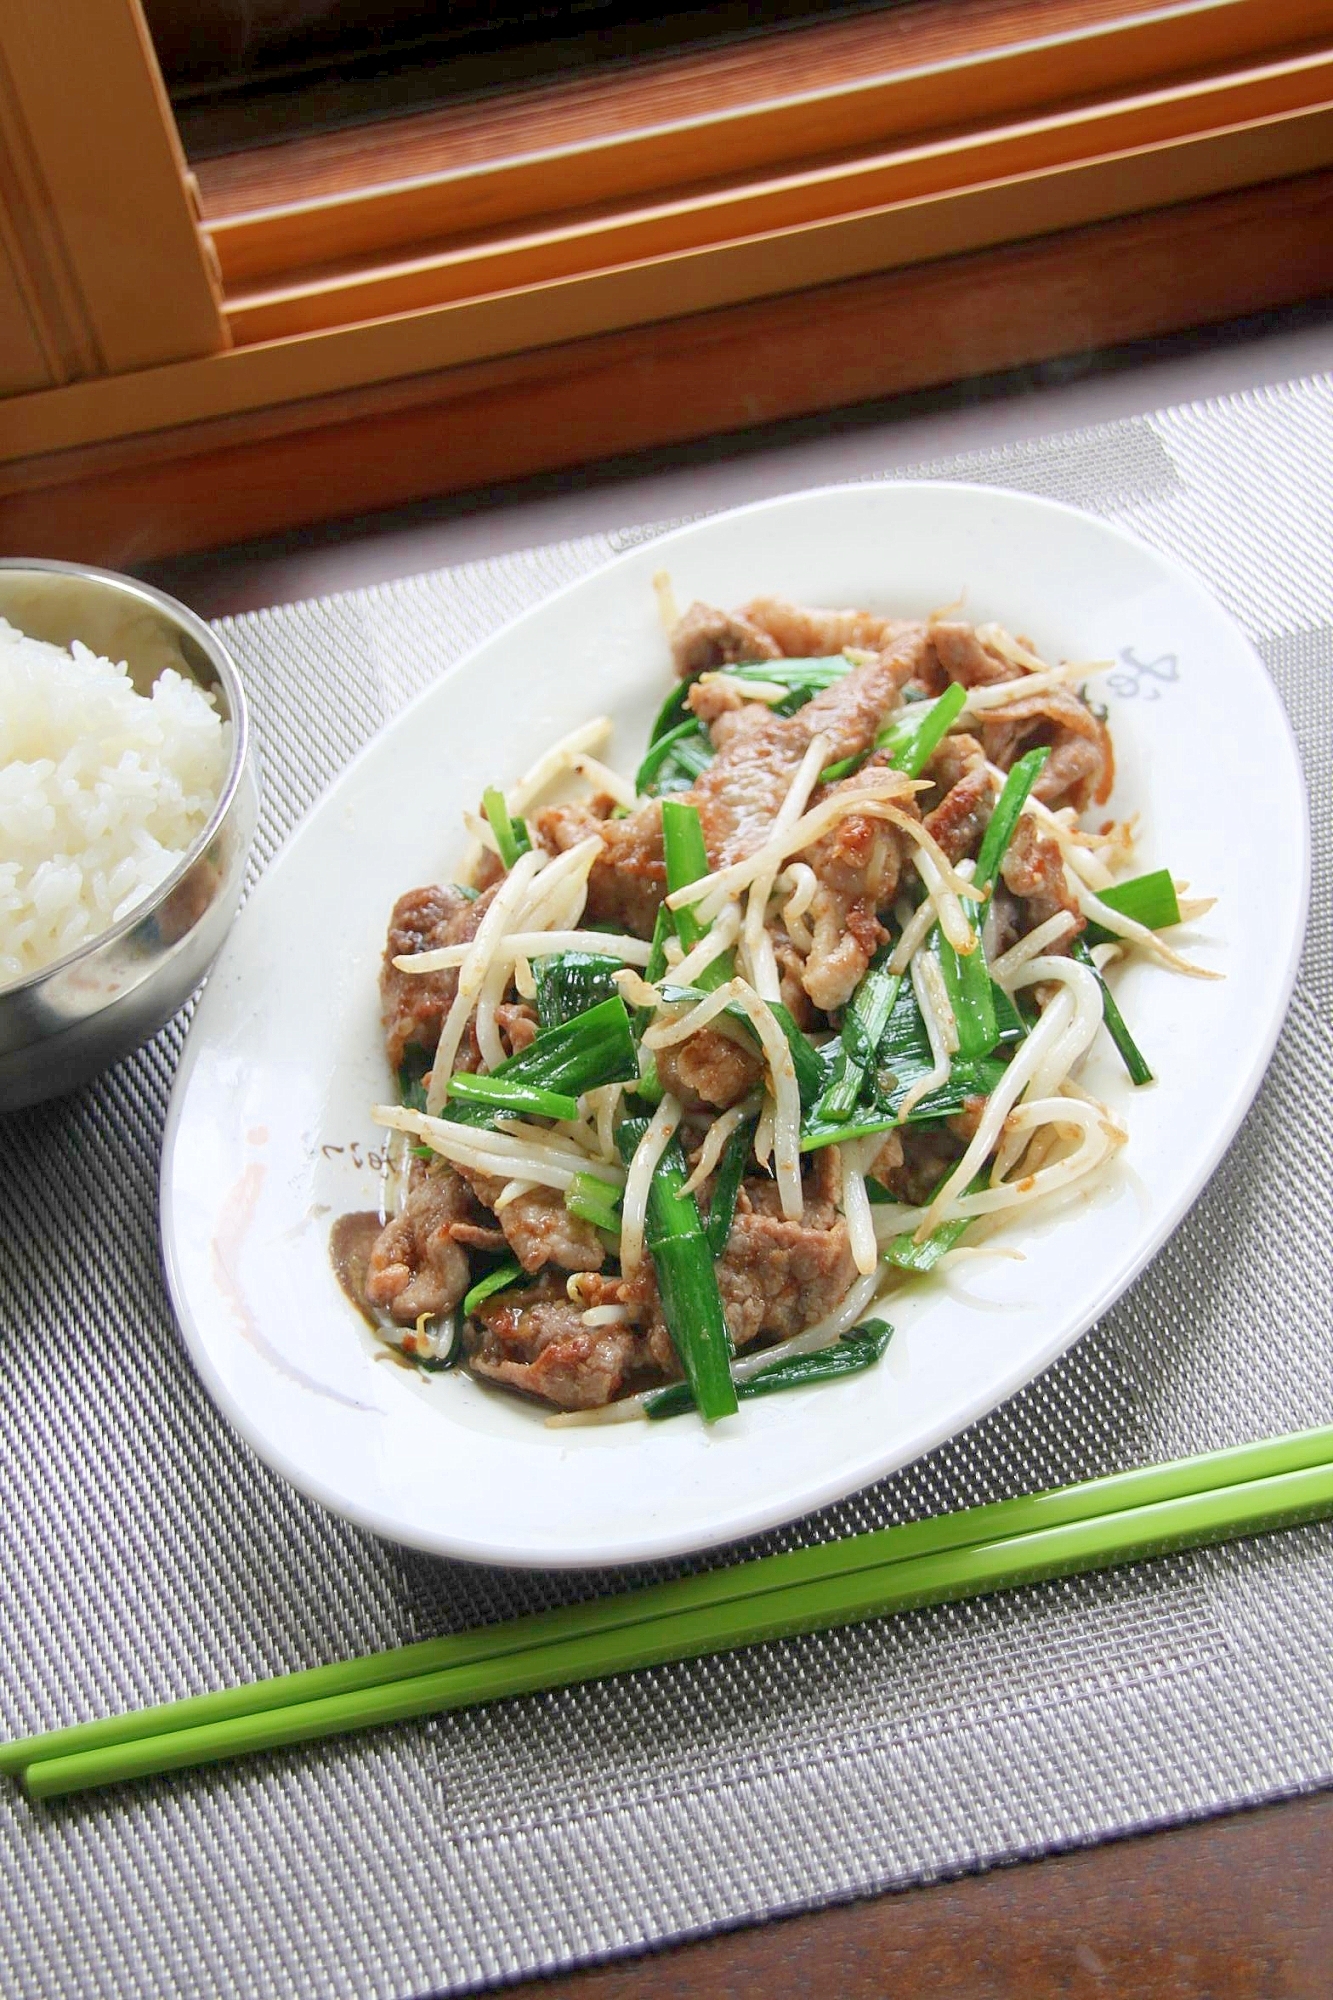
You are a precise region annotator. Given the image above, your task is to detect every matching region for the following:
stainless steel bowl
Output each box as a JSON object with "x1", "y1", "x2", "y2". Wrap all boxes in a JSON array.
[{"x1": 0, "y1": 560, "x2": 260, "y2": 1113}]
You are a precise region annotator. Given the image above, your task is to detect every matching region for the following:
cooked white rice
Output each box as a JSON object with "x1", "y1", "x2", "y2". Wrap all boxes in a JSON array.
[{"x1": 0, "y1": 616, "x2": 231, "y2": 989}]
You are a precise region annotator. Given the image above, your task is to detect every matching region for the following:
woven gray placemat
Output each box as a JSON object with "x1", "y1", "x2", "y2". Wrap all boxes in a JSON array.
[{"x1": 1, "y1": 375, "x2": 1330, "y2": 2000}]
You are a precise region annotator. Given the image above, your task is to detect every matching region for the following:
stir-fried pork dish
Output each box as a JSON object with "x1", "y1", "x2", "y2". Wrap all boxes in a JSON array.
[{"x1": 349, "y1": 590, "x2": 1213, "y2": 1424}]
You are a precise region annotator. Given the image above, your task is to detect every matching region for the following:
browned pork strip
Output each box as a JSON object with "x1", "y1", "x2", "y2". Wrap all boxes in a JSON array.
[
  {"x1": 794, "y1": 744, "x2": 920, "y2": 1010},
  {"x1": 927, "y1": 621, "x2": 1022, "y2": 689},
  {"x1": 364, "y1": 1158, "x2": 478, "y2": 1325},
  {"x1": 680, "y1": 627, "x2": 927, "y2": 1010},
  {"x1": 802, "y1": 888, "x2": 888, "y2": 1014},
  {"x1": 867, "y1": 1126, "x2": 967, "y2": 1206},
  {"x1": 736, "y1": 596, "x2": 914, "y2": 660},
  {"x1": 380, "y1": 882, "x2": 492, "y2": 1070},
  {"x1": 981, "y1": 687, "x2": 1114, "y2": 813},
  {"x1": 920, "y1": 729, "x2": 984, "y2": 802},
  {"x1": 537, "y1": 622, "x2": 929, "y2": 939},
  {"x1": 922, "y1": 752, "x2": 996, "y2": 865},
  {"x1": 464, "y1": 1148, "x2": 860, "y2": 1405},
  {"x1": 534, "y1": 794, "x2": 665, "y2": 940},
  {"x1": 572, "y1": 1269, "x2": 678, "y2": 1379},
  {"x1": 669, "y1": 602, "x2": 783, "y2": 676},
  {"x1": 655, "y1": 1026, "x2": 763, "y2": 1110},
  {"x1": 453, "y1": 1166, "x2": 605, "y2": 1275},
  {"x1": 468, "y1": 1280, "x2": 650, "y2": 1409},
  {"x1": 495, "y1": 1001, "x2": 540, "y2": 1054},
  {"x1": 693, "y1": 624, "x2": 928, "y2": 866},
  {"x1": 999, "y1": 813, "x2": 1084, "y2": 938},
  {"x1": 715, "y1": 1153, "x2": 856, "y2": 1349}
]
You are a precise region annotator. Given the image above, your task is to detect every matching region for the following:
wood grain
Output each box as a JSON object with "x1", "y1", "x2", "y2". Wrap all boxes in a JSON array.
[
  {"x1": 7, "y1": 101, "x2": 1333, "y2": 472},
  {"x1": 3, "y1": 166, "x2": 1330, "y2": 566},
  {"x1": 218, "y1": 60, "x2": 1333, "y2": 342},
  {"x1": 0, "y1": 0, "x2": 226, "y2": 377},
  {"x1": 194, "y1": 0, "x2": 1333, "y2": 223},
  {"x1": 520, "y1": 1786, "x2": 1333, "y2": 1998},
  {"x1": 204, "y1": 0, "x2": 1333, "y2": 287}
]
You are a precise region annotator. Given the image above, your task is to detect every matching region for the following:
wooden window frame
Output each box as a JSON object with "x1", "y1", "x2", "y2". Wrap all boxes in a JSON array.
[
  {"x1": 0, "y1": 0, "x2": 225, "y2": 394},
  {"x1": 2, "y1": 0, "x2": 1332, "y2": 561},
  {"x1": 201, "y1": 0, "x2": 1333, "y2": 291}
]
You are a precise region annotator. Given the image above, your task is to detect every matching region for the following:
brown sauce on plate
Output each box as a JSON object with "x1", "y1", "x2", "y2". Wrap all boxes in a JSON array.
[{"x1": 328, "y1": 1211, "x2": 383, "y2": 1327}]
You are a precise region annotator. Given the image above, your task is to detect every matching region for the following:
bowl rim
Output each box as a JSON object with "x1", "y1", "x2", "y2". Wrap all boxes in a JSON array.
[{"x1": 0, "y1": 556, "x2": 254, "y2": 996}]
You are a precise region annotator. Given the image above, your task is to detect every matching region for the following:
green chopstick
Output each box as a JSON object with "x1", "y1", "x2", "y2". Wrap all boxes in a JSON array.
[
  {"x1": 5, "y1": 1424, "x2": 1333, "y2": 1795},
  {"x1": 16, "y1": 1446, "x2": 1333, "y2": 1798}
]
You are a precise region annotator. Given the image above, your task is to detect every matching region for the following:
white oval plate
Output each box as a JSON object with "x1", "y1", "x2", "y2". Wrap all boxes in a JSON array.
[{"x1": 162, "y1": 484, "x2": 1308, "y2": 1568}]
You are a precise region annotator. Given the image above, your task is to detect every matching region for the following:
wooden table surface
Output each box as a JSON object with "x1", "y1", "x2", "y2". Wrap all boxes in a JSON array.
[
  {"x1": 527, "y1": 1789, "x2": 1333, "y2": 1997},
  {"x1": 140, "y1": 305, "x2": 1333, "y2": 2000}
]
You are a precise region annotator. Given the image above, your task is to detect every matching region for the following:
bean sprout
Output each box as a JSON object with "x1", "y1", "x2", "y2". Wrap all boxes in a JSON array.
[{"x1": 620, "y1": 1094, "x2": 682, "y2": 1277}]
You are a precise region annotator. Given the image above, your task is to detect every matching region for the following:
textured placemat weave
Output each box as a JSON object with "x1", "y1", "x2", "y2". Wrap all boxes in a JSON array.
[{"x1": 2, "y1": 377, "x2": 1331, "y2": 2000}]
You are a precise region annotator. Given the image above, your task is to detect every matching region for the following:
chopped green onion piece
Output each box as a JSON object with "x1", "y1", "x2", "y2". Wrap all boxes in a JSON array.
[
  {"x1": 462, "y1": 1261, "x2": 525, "y2": 1318},
  {"x1": 973, "y1": 746, "x2": 1051, "y2": 893},
  {"x1": 703, "y1": 1116, "x2": 755, "y2": 1258},
  {"x1": 631, "y1": 1049, "x2": 665, "y2": 1108},
  {"x1": 732, "y1": 656, "x2": 854, "y2": 693},
  {"x1": 992, "y1": 981, "x2": 1028, "y2": 1047},
  {"x1": 532, "y1": 951, "x2": 623, "y2": 1030},
  {"x1": 627, "y1": 902, "x2": 676, "y2": 1048},
  {"x1": 882, "y1": 1214, "x2": 972, "y2": 1274},
  {"x1": 929, "y1": 743, "x2": 1053, "y2": 1067},
  {"x1": 801, "y1": 1056, "x2": 1008, "y2": 1152},
  {"x1": 1071, "y1": 937, "x2": 1153, "y2": 1086},
  {"x1": 816, "y1": 953, "x2": 902, "y2": 1123},
  {"x1": 661, "y1": 798, "x2": 713, "y2": 955},
  {"x1": 617, "y1": 1120, "x2": 738, "y2": 1421},
  {"x1": 880, "y1": 1167, "x2": 986, "y2": 1268},
  {"x1": 644, "y1": 1319, "x2": 894, "y2": 1420},
  {"x1": 444, "y1": 1073, "x2": 580, "y2": 1123},
  {"x1": 565, "y1": 1172, "x2": 623, "y2": 1235},
  {"x1": 1083, "y1": 868, "x2": 1182, "y2": 943},
  {"x1": 817, "y1": 750, "x2": 864, "y2": 786},
  {"x1": 656, "y1": 984, "x2": 823, "y2": 1109},
  {"x1": 874, "y1": 680, "x2": 967, "y2": 778},
  {"x1": 935, "y1": 926, "x2": 998, "y2": 1063},
  {"x1": 487, "y1": 994, "x2": 639, "y2": 1098},
  {"x1": 648, "y1": 657, "x2": 853, "y2": 753},
  {"x1": 636, "y1": 718, "x2": 715, "y2": 796},
  {"x1": 818, "y1": 682, "x2": 969, "y2": 787},
  {"x1": 659, "y1": 800, "x2": 733, "y2": 991},
  {"x1": 482, "y1": 787, "x2": 531, "y2": 869},
  {"x1": 453, "y1": 883, "x2": 480, "y2": 902},
  {"x1": 646, "y1": 680, "x2": 696, "y2": 747},
  {"x1": 643, "y1": 901, "x2": 672, "y2": 988},
  {"x1": 443, "y1": 997, "x2": 640, "y2": 1128},
  {"x1": 397, "y1": 1044, "x2": 432, "y2": 1113}
]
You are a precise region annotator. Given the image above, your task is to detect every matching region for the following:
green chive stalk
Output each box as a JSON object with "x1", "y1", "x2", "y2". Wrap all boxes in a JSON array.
[
  {"x1": 1071, "y1": 938, "x2": 1153, "y2": 1086},
  {"x1": 617, "y1": 1119, "x2": 738, "y2": 1421},
  {"x1": 482, "y1": 787, "x2": 531, "y2": 868},
  {"x1": 1083, "y1": 868, "x2": 1182, "y2": 943},
  {"x1": 565, "y1": 1172, "x2": 623, "y2": 1236},
  {"x1": 815, "y1": 953, "x2": 902, "y2": 1124},
  {"x1": 644, "y1": 1320, "x2": 894, "y2": 1419},
  {"x1": 461, "y1": 1261, "x2": 525, "y2": 1318},
  {"x1": 444, "y1": 1074, "x2": 580, "y2": 1123},
  {"x1": 702, "y1": 1116, "x2": 755, "y2": 1258}
]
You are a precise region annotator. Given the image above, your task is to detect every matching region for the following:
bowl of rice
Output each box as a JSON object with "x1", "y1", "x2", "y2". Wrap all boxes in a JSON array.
[{"x1": 0, "y1": 559, "x2": 259, "y2": 1113}]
